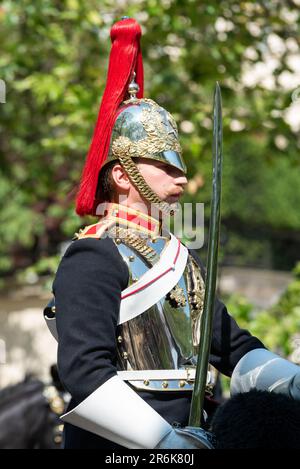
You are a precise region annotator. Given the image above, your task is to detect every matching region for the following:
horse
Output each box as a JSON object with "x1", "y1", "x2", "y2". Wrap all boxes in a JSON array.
[
  {"x1": 0, "y1": 367, "x2": 66, "y2": 449},
  {"x1": 210, "y1": 389, "x2": 300, "y2": 449}
]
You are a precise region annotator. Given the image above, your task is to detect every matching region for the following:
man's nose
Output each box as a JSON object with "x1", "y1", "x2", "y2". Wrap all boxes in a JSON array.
[{"x1": 175, "y1": 174, "x2": 188, "y2": 187}]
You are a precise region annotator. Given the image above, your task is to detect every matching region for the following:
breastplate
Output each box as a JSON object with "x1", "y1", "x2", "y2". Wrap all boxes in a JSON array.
[{"x1": 112, "y1": 228, "x2": 205, "y2": 373}]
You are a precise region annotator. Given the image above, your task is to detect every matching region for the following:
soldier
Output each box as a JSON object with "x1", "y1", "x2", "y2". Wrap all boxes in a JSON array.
[{"x1": 45, "y1": 18, "x2": 300, "y2": 449}]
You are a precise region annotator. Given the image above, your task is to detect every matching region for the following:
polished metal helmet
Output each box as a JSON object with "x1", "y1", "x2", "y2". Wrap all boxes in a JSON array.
[
  {"x1": 102, "y1": 77, "x2": 187, "y2": 214},
  {"x1": 106, "y1": 98, "x2": 186, "y2": 174},
  {"x1": 76, "y1": 18, "x2": 187, "y2": 217}
]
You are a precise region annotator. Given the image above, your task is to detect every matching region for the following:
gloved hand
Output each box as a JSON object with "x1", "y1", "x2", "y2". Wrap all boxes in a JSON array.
[
  {"x1": 231, "y1": 348, "x2": 300, "y2": 401},
  {"x1": 156, "y1": 426, "x2": 215, "y2": 449}
]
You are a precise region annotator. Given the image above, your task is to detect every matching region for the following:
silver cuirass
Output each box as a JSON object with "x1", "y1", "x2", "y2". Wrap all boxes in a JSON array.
[{"x1": 111, "y1": 227, "x2": 216, "y2": 393}]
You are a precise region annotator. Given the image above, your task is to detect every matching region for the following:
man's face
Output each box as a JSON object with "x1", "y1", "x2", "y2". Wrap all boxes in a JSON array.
[{"x1": 136, "y1": 158, "x2": 188, "y2": 204}]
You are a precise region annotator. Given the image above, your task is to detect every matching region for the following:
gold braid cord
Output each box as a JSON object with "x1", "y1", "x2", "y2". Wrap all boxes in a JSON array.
[
  {"x1": 111, "y1": 99, "x2": 182, "y2": 215},
  {"x1": 117, "y1": 153, "x2": 174, "y2": 215},
  {"x1": 109, "y1": 225, "x2": 158, "y2": 264}
]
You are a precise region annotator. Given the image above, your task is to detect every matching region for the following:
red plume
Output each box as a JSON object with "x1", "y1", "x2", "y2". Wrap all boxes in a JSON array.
[{"x1": 76, "y1": 18, "x2": 144, "y2": 216}]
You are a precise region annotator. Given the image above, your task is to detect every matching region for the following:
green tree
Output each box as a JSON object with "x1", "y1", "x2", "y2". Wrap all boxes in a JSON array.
[
  {"x1": 0, "y1": 0, "x2": 300, "y2": 277},
  {"x1": 226, "y1": 261, "x2": 300, "y2": 357}
]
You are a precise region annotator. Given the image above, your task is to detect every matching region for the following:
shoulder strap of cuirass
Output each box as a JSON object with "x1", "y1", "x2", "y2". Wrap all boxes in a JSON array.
[
  {"x1": 44, "y1": 228, "x2": 188, "y2": 340},
  {"x1": 76, "y1": 226, "x2": 189, "y2": 324},
  {"x1": 118, "y1": 233, "x2": 188, "y2": 324}
]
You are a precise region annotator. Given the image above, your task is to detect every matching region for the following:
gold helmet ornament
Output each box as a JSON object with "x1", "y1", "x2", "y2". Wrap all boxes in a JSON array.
[{"x1": 76, "y1": 18, "x2": 186, "y2": 217}]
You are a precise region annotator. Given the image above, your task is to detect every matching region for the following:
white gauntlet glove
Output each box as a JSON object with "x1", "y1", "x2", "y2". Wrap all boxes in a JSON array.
[
  {"x1": 156, "y1": 426, "x2": 215, "y2": 449},
  {"x1": 62, "y1": 375, "x2": 217, "y2": 449},
  {"x1": 231, "y1": 348, "x2": 300, "y2": 400}
]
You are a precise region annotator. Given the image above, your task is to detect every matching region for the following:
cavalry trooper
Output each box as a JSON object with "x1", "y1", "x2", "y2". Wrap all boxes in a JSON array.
[{"x1": 44, "y1": 18, "x2": 300, "y2": 449}]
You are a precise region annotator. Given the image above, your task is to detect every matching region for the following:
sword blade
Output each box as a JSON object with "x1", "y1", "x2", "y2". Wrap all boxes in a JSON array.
[{"x1": 189, "y1": 82, "x2": 223, "y2": 427}]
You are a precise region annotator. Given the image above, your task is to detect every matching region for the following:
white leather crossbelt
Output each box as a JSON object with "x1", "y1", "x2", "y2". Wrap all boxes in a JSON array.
[
  {"x1": 118, "y1": 233, "x2": 188, "y2": 324},
  {"x1": 44, "y1": 233, "x2": 188, "y2": 340}
]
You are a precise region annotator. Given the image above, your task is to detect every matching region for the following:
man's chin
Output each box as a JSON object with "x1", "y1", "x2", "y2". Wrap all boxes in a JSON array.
[{"x1": 166, "y1": 201, "x2": 180, "y2": 215}]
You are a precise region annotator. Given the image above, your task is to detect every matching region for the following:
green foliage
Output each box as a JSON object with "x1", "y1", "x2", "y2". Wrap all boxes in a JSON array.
[
  {"x1": 224, "y1": 261, "x2": 300, "y2": 357},
  {"x1": 225, "y1": 293, "x2": 254, "y2": 326},
  {"x1": 16, "y1": 254, "x2": 61, "y2": 291},
  {"x1": 1, "y1": 0, "x2": 300, "y2": 275}
]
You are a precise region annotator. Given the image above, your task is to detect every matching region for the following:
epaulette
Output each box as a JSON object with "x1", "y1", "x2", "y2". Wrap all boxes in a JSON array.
[{"x1": 73, "y1": 220, "x2": 114, "y2": 241}]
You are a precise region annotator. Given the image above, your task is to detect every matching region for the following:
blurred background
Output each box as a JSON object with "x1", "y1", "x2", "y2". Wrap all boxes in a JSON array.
[{"x1": 0, "y1": 0, "x2": 300, "y2": 447}]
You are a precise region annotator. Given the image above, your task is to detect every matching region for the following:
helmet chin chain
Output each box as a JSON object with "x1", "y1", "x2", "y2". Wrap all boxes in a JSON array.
[{"x1": 118, "y1": 153, "x2": 179, "y2": 217}]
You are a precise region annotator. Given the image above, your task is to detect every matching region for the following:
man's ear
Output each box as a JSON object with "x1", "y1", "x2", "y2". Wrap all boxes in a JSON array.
[{"x1": 111, "y1": 164, "x2": 130, "y2": 191}]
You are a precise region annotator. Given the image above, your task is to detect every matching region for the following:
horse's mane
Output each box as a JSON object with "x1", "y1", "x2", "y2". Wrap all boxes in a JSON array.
[{"x1": 0, "y1": 376, "x2": 44, "y2": 409}]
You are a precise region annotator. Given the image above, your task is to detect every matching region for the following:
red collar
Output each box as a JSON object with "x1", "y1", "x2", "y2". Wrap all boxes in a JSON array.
[{"x1": 103, "y1": 203, "x2": 161, "y2": 237}]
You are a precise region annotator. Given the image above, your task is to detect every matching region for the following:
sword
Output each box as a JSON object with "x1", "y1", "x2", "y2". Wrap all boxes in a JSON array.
[{"x1": 189, "y1": 82, "x2": 223, "y2": 427}]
